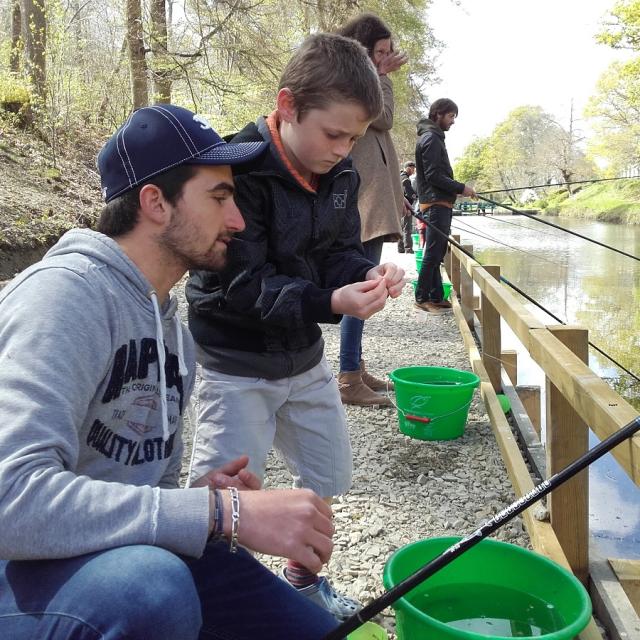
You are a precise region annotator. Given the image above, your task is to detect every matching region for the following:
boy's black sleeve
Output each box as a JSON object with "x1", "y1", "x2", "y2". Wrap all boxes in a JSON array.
[
  {"x1": 419, "y1": 134, "x2": 465, "y2": 195},
  {"x1": 402, "y1": 176, "x2": 417, "y2": 203}
]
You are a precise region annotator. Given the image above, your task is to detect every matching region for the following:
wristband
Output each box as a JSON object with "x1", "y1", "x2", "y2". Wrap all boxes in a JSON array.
[
  {"x1": 228, "y1": 486, "x2": 240, "y2": 553},
  {"x1": 207, "y1": 489, "x2": 224, "y2": 543}
]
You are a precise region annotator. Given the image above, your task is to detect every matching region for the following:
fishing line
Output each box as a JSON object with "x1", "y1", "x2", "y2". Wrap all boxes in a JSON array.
[
  {"x1": 464, "y1": 210, "x2": 566, "y2": 239},
  {"x1": 476, "y1": 195, "x2": 640, "y2": 262},
  {"x1": 412, "y1": 211, "x2": 640, "y2": 383},
  {"x1": 476, "y1": 175, "x2": 640, "y2": 196},
  {"x1": 323, "y1": 415, "x2": 640, "y2": 639},
  {"x1": 450, "y1": 219, "x2": 561, "y2": 267}
]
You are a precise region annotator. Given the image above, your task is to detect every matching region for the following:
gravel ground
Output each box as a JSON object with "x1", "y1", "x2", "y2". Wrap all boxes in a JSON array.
[{"x1": 178, "y1": 245, "x2": 529, "y2": 637}]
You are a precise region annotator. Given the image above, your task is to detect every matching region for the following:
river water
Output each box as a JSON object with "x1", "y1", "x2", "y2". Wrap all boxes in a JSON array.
[{"x1": 450, "y1": 214, "x2": 640, "y2": 560}]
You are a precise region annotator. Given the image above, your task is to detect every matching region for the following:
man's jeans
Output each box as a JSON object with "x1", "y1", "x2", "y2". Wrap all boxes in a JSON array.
[
  {"x1": 415, "y1": 204, "x2": 452, "y2": 303},
  {"x1": 0, "y1": 542, "x2": 339, "y2": 639},
  {"x1": 397, "y1": 214, "x2": 413, "y2": 251},
  {"x1": 339, "y1": 236, "x2": 384, "y2": 372}
]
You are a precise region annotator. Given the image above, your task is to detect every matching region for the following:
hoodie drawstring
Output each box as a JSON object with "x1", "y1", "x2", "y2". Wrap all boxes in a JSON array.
[
  {"x1": 173, "y1": 314, "x2": 189, "y2": 377},
  {"x1": 150, "y1": 292, "x2": 188, "y2": 442},
  {"x1": 150, "y1": 292, "x2": 170, "y2": 442}
]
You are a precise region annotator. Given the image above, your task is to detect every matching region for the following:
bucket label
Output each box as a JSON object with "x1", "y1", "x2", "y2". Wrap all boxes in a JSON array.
[{"x1": 409, "y1": 395, "x2": 431, "y2": 411}]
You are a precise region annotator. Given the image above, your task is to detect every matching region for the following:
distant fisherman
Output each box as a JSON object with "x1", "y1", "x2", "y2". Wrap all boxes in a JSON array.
[{"x1": 414, "y1": 97, "x2": 478, "y2": 314}]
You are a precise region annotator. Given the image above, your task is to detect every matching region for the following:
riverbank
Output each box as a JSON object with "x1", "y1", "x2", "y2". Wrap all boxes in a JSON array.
[
  {"x1": 177, "y1": 246, "x2": 530, "y2": 637},
  {"x1": 539, "y1": 180, "x2": 640, "y2": 223}
]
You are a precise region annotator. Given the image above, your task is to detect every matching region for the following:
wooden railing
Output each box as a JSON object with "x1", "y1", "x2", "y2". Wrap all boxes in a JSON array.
[{"x1": 444, "y1": 239, "x2": 640, "y2": 640}]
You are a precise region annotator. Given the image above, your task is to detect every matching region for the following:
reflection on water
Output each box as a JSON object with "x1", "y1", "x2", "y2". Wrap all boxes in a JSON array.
[{"x1": 453, "y1": 215, "x2": 640, "y2": 559}]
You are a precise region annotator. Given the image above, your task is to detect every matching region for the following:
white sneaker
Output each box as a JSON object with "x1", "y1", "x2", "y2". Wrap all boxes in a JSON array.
[{"x1": 281, "y1": 570, "x2": 362, "y2": 622}]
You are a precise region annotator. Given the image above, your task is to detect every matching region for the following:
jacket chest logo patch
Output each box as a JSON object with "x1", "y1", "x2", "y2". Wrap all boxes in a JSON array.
[{"x1": 332, "y1": 191, "x2": 347, "y2": 209}]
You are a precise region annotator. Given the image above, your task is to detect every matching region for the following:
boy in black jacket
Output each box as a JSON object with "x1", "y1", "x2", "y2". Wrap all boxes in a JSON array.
[{"x1": 186, "y1": 33, "x2": 404, "y2": 621}]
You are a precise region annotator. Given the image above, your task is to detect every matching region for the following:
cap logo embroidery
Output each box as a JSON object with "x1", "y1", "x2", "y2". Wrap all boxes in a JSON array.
[{"x1": 193, "y1": 114, "x2": 213, "y2": 131}]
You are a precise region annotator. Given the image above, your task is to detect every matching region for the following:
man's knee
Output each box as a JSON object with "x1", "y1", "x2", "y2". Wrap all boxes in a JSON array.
[{"x1": 92, "y1": 546, "x2": 202, "y2": 640}]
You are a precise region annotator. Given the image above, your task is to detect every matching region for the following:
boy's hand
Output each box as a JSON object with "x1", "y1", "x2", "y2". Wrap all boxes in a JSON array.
[
  {"x1": 219, "y1": 488, "x2": 334, "y2": 573},
  {"x1": 331, "y1": 278, "x2": 388, "y2": 319},
  {"x1": 366, "y1": 263, "x2": 406, "y2": 298},
  {"x1": 377, "y1": 50, "x2": 408, "y2": 75},
  {"x1": 192, "y1": 455, "x2": 261, "y2": 490}
]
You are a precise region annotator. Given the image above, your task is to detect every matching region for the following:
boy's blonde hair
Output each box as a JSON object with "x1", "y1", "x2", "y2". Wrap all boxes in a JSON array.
[{"x1": 278, "y1": 33, "x2": 382, "y2": 122}]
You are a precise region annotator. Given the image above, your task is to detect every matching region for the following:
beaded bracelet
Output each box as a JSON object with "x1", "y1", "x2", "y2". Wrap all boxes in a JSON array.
[
  {"x1": 228, "y1": 486, "x2": 240, "y2": 553},
  {"x1": 207, "y1": 489, "x2": 224, "y2": 543}
]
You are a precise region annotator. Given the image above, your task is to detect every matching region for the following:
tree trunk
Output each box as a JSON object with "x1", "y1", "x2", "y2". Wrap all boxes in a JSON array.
[
  {"x1": 126, "y1": 0, "x2": 149, "y2": 109},
  {"x1": 20, "y1": 0, "x2": 47, "y2": 97},
  {"x1": 10, "y1": 0, "x2": 21, "y2": 73},
  {"x1": 150, "y1": 0, "x2": 171, "y2": 103}
]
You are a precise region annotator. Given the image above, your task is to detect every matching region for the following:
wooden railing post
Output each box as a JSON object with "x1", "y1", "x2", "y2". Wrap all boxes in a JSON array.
[
  {"x1": 481, "y1": 265, "x2": 501, "y2": 391},
  {"x1": 450, "y1": 235, "x2": 461, "y2": 295},
  {"x1": 516, "y1": 386, "x2": 542, "y2": 437},
  {"x1": 460, "y1": 245, "x2": 474, "y2": 330},
  {"x1": 501, "y1": 349, "x2": 518, "y2": 385},
  {"x1": 545, "y1": 325, "x2": 590, "y2": 584},
  {"x1": 445, "y1": 234, "x2": 459, "y2": 281}
]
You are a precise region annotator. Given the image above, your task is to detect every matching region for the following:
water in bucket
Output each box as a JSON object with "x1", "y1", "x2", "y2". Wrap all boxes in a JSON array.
[
  {"x1": 383, "y1": 537, "x2": 591, "y2": 640},
  {"x1": 389, "y1": 366, "x2": 480, "y2": 440}
]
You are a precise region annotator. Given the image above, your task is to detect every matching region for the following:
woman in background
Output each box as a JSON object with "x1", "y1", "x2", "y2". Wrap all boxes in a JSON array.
[{"x1": 336, "y1": 13, "x2": 407, "y2": 407}]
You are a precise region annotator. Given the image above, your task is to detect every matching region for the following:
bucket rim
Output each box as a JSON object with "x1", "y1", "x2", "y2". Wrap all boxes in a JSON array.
[
  {"x1": 389, "y1": 366, "x2": 480, "y2": 389},
  {"x1": 382, "y1": 536, "x2": 592, "y2": 640}
]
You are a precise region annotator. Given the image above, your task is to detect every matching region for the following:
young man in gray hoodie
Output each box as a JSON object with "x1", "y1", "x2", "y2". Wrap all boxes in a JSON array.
[{"x1": 0, "y1": 105, "x2": 340, "y2": 639}]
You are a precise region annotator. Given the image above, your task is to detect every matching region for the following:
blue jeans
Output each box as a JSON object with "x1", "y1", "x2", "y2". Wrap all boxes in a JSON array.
[
  {"x1": 0, "y1": 542, "x2": 339, "y2": 640},
  {"x1": 416, "y1": 205, "x2": 452, "y2": 303},
  {"x1": 339, "y1": 237, "x2": 384, "y2": 372}
]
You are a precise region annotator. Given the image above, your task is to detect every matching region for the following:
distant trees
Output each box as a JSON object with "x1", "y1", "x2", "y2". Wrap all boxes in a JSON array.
[
  {"x1": 1, "y1": 0, "x2": 437, "y2": 156},
  {"x1": 588, "y1": 1, "x2": 640, "y2": 174},
  {"x1": 454, "y1": 106, "x2": 596, "y2": 200}
]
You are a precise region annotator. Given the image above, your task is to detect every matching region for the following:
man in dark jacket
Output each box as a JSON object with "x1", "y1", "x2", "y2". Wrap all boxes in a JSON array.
[
  {"x1": 397, "y1": 161, "x2": 417, "y2": 253},
  {"x1": 414, "y1": 98, "x2": 476, "y2": 314}
]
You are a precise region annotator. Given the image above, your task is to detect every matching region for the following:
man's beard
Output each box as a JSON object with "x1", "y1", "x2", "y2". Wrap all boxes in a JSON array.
[{"x1": 159, "y1": 209, "x2": 231, "y2": 272}]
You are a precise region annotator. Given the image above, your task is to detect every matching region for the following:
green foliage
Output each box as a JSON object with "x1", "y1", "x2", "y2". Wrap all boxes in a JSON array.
[
  {"x1": 597, "y1": 0, "x2": 640, "y2": 50},
  {"x1": 0, "y1": 72, "x2": 32, "y2": 110},
  {"x1": 455, "y1": 105, "x2": 595, "y2": 197}
]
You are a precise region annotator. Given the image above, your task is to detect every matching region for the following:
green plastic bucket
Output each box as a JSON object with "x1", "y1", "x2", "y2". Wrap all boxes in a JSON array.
[
  {"x1": 414, "y1": 248, "x2": 424, "y2": 260},
  {"x1": 383, "y1": 537, "x2": 591, "y2": 640},
  {"x1": 389, "y1": 366, "x2": 480, "y2": 440},
  {"x1": 416, "y1": 256, "x2": 423, "y2": 272},
  {"x1": 412, "y1": 232, "x2": 420, "y2": 247},
  {"x1": 411, "y1": 279, "x2": 452, "y2": 301},
  {"x1": 347, "y1": 621, "x2": 388, "y2": 639}
]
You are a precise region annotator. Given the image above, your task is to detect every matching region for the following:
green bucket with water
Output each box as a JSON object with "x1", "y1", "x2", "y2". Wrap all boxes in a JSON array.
[
  {"x1": 411, "y1": 280, "x2": 452, "y2": 301},
  {"x1": 383, "y1": 537, "x2": 591, "y2": 640},
  {"x1": 412, "y1": 232, "x2": 420, "y2": 247},
  {"x1": 388, "y1": 366, "x2": 480, "y2": 440},
  {"x1": 416, "y1": 256, "x2": 423, "y2": 272}
]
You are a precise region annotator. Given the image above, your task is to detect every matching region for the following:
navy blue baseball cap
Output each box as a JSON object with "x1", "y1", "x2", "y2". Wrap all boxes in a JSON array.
[{"x1": 97, "y1": 104, "x2": 267, "y2": 202}]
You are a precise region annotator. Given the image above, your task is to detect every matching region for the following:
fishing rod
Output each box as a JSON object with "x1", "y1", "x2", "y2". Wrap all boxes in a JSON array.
[
  {"x1": 476, "y1": 195, "x2": 640, "y2": 263},
  {"x1": 476, "y1": 175, "x2": 640, "y2": 196},
  {"x1": 413, "y1": 212, "x2": 640, "y2": 383},
  {"x1": 323, "y1": 415, "x2": 640, "y2": 639}
]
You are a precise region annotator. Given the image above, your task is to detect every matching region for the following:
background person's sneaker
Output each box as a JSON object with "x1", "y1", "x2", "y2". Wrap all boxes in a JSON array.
[{"x1": 430, "y1": 299, "x2": 452, "y2": 308}]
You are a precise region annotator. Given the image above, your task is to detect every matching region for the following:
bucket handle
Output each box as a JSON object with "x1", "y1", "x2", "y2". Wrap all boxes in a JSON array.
[{"x1": 386, "y1": 379, "x2": 474, "y2": 424}]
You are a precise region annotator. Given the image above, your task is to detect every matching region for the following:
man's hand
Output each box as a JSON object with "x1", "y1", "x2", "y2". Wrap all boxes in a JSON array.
[
  {"x1": 220, "y1": 488, "x2": 335, "y2": 573},
  {"x1": 330, "y1": 277, "x2": 388, "y2": 319},
  {"x1": 366, "y1": 262, "x2": 405, "y2": 298},
  {"x1": 462, "y1": 184, "x2": 477, "y2": 199},
  {"x1": 403, "y1": 197, "x2": 414, "y2": 215},
  {"x1": 377, "y1": 50, "x2": 408, "y2": 75},
  {"x1": 192, "y1": 455, "x2": 261, "y2": 491}
]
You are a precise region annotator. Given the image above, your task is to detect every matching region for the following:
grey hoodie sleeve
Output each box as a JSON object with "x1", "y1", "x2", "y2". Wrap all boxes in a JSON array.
[{"x1": 0, "y1": 268, "x2": 209, "y2": 560}]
